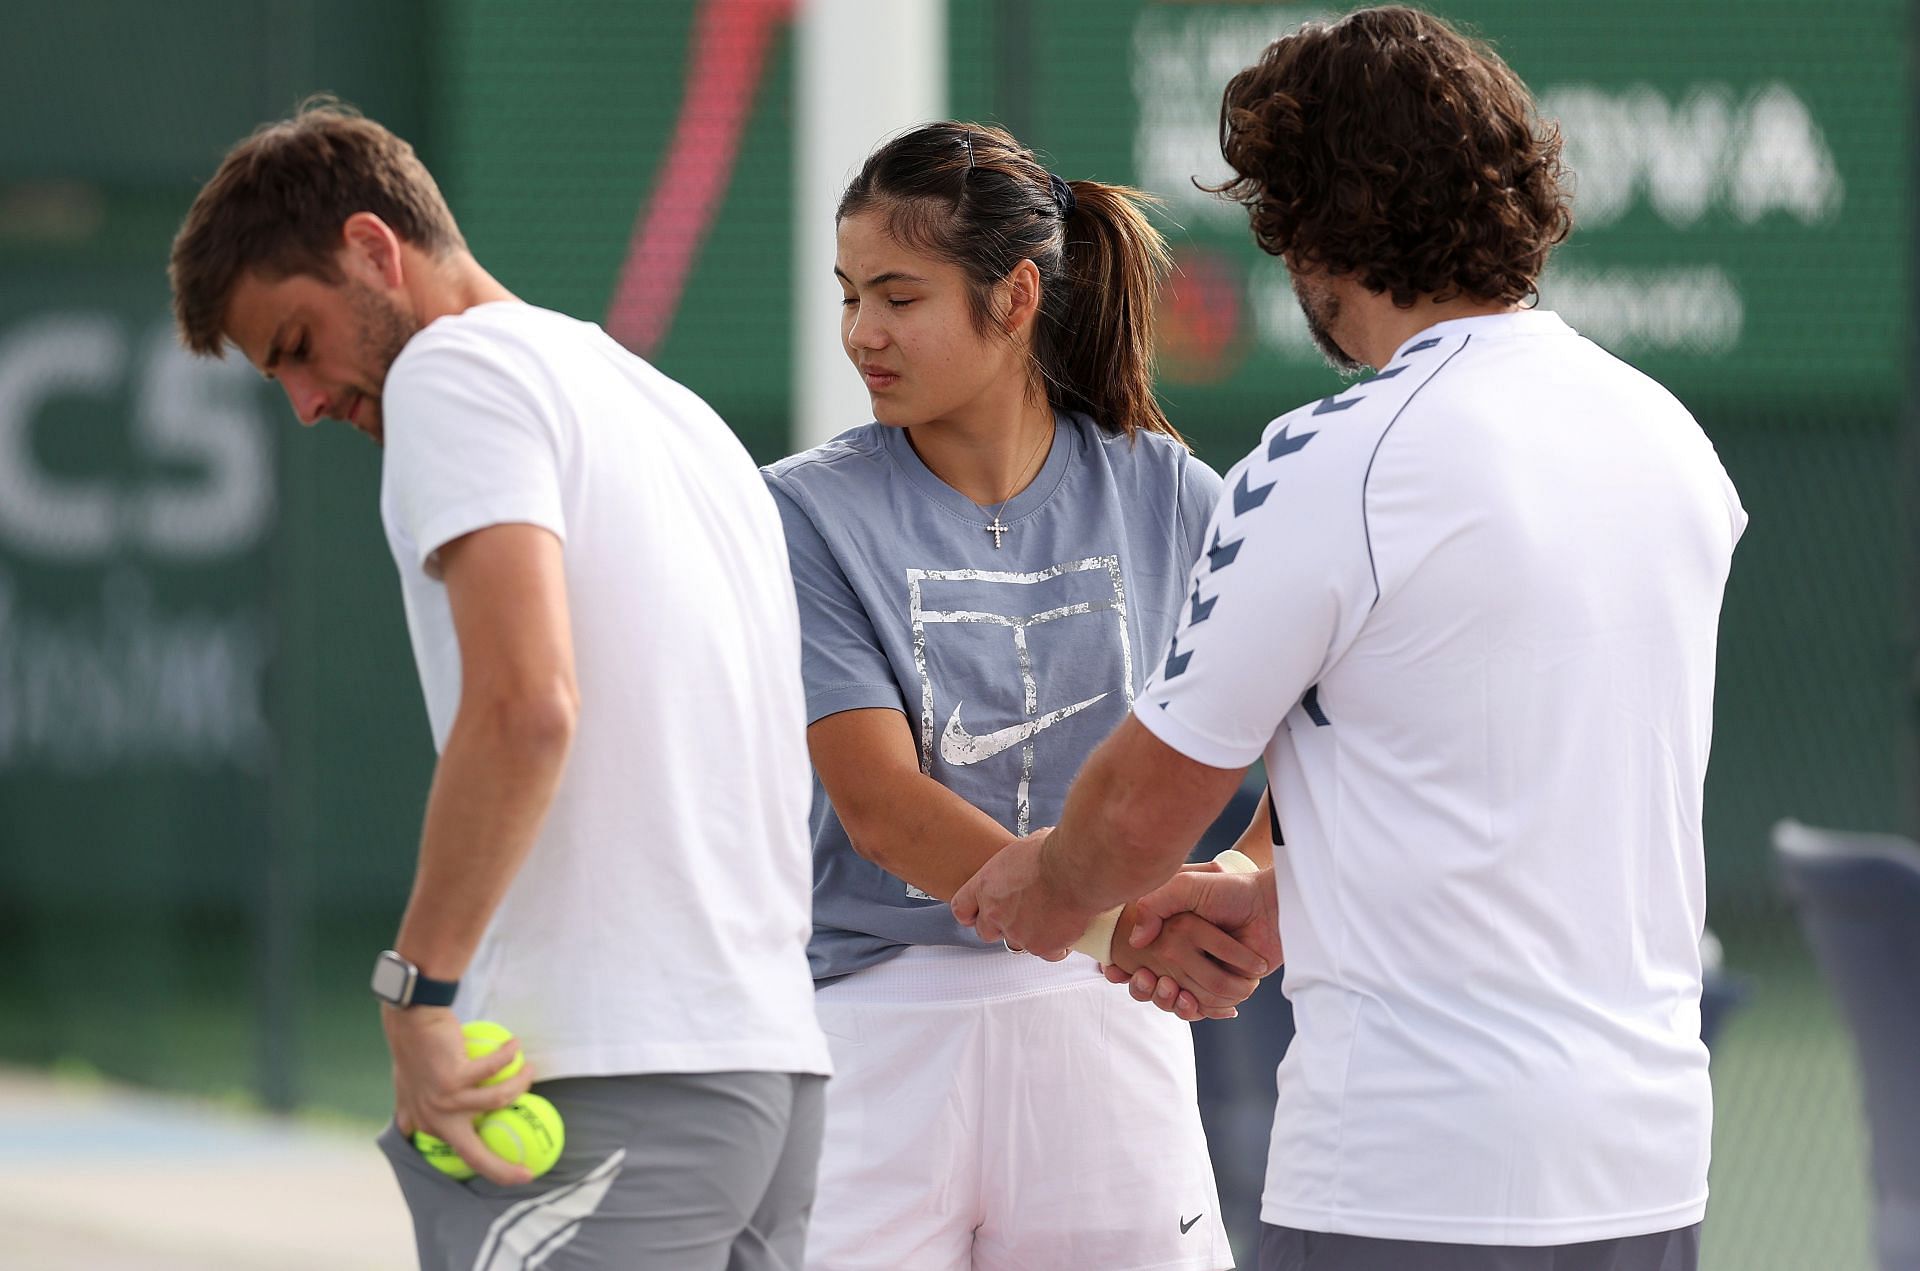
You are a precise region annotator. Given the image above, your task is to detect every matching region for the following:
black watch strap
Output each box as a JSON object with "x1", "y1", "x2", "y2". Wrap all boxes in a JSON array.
[
  {"x1": 373, "y1": 949, "x2": 461, "y2": 1008},
  {"x1": 410, "y1": 972, "x2": 460, "y2": 1007}
]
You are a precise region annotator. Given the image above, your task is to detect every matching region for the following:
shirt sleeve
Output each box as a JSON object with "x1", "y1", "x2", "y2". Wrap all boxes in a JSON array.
[
  {"x1": 1135, "y1": 415, "x2": 1377, "y2": 770},
  {"x1": 762, "y1": 474, "x2": 907, "y2": 724},
  {"x1": 381, "y1": 332, "x2": 567, "y2": 577},
  {"x1": 1175, "y1": 446, "x2": 1227, "y2": 572},
  {"x1": 1719, "y1": 465, "x2": 1749, "y2": 545}
]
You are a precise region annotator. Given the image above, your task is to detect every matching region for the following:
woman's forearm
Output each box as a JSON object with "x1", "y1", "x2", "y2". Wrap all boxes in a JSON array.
[{"x1": 840, "y1": 764, "x2": 1022, "y2": 900}]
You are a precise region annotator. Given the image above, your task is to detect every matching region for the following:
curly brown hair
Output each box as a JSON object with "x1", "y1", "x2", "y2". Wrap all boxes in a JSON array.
[{"x1": 1210, "y1": 5, "x2": 1571, "y2": 307}]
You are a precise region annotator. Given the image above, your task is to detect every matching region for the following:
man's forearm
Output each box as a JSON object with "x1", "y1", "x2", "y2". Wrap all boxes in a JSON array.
[
  {"x1": 393, "y1": 693, "x2": 575, "y2": 980},
  {"x1": 1042, "y1": 748, "x2": 1192, "y2": 914},
  {"x1": 1041, "y1": 716, "x2": 1246, "y2": 916}
]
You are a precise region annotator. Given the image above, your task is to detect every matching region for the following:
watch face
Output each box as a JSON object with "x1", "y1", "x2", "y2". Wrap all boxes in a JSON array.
[{"x1": 370, "y1": 952, "x2": 413, "y2": 1004}]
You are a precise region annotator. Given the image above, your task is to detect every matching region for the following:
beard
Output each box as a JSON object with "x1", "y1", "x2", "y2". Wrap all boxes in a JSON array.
[
  {"x1": 345, "y1": 279, "x2": 422, "y2": 445},
  {"x1": 1291, "y1": 271, "x2": 1363, "y2": 374}
]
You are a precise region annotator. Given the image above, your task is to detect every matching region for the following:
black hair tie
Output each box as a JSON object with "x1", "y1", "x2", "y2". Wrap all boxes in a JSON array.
[{"x1": 1048, "y1": 172, "x2": 1077, "y2": 218}]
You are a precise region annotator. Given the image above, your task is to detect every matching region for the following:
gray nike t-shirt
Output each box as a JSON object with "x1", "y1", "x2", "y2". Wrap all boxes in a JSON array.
[{"x1": 763, "y1": 413, "x2": 1223, "y2": 982}]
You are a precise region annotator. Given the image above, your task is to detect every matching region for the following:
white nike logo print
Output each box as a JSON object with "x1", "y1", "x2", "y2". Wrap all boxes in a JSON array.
[{"x1": 939, "y1": 694, "x2": 1109, "y2": 766}]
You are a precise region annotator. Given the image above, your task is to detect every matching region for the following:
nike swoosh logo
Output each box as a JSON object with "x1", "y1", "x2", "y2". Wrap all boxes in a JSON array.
[
  {"x1": 1180, "y1": 1214, "x2": 1204, "y2": 1235},
  {"x1": 939, "y1": 693, "x2": 1109, "y2": 766}
]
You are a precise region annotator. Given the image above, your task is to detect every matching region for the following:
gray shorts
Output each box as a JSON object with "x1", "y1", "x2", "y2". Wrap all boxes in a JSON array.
[
  {"x1": 379, "y1": 1071, "x2": 826, "y2": 1271},
  {"x1": 1260, "y1": 1222, "x2": 1700, "y2": 1271}
]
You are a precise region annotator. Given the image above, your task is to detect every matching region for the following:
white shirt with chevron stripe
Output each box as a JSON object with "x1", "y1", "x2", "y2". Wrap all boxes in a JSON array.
[{"x1": 1137, "y1": 309, "x2": 1745, "y2": 1246}]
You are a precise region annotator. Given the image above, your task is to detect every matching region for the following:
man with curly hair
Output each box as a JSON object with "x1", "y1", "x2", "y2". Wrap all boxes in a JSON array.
[{"x1": 954, "y1": 8, "x2": 1744, "y2": 1269}]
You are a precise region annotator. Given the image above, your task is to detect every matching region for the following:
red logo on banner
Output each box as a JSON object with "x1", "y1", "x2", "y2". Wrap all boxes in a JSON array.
[
  {"x1": 606, "y1": 0, "x2": 797, "y2": 357},
  {"x1": 1159, "y1": 247, "x2": 1246, "y2": 386}
]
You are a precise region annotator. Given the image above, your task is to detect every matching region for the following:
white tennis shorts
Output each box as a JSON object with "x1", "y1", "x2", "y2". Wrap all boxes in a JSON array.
[{"x1": 805, "y1": 944, "x2": 1232, "y2": 1271}]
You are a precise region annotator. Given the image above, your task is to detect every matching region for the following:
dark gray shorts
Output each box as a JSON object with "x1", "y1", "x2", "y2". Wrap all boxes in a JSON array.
[
  {"x1": 379, "y1": 1070, "x2": 826, "y2": 1271},
  {"x1": 1259, "y1": 1222, "x2": 1701, "y2": 1271}
]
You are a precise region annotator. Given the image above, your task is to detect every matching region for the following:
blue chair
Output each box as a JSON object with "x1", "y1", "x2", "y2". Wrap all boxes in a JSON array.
[
  {"x1": 1775, "y1": 818, "x2": 1920, "y2": 1271},
  {"x1": 1698, "y1": 927, "x2": 1749, "y2": 1053}
]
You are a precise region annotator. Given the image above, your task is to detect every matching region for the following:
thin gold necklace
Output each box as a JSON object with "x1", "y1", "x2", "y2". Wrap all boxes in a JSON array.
[{"x1": 981, "y1": 420, "x2": 1052, "y2": 550}]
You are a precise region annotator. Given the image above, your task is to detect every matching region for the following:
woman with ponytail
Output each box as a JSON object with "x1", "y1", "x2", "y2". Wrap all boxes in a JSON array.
[{"x1": 763, "y1": 123, "x2": 1265, "y2": 1270}]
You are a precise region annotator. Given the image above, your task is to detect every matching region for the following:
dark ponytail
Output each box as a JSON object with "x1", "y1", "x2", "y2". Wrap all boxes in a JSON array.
[
  {"x1": 838, "y1": 122, "x2": 1183, "y2": 446},
  {"x1": 1049, "y1": 181, "x2": 1177, "y2": 444}
]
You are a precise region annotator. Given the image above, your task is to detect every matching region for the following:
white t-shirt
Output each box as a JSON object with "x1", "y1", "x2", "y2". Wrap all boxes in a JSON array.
[
  {"x1": 379, "y1": 302, "x2": 830, "y2": 1082},
  {"x1": 1138, "y1": 311, "x2": 1744, "y2": 1245}
]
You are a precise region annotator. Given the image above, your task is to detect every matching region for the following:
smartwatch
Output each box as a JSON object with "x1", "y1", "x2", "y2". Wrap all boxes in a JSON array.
[{"x1": 370, "y1": 949, "x2": 460, "y2": 1008}]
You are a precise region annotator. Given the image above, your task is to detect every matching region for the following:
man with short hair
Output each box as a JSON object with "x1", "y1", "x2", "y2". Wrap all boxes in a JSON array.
[
  {"x1": 171, "y1": 101, "x2": 830, "y2": 1269},
  {"x1": 955, "y1": 9, "x2": 1743, "y2": 1269}
]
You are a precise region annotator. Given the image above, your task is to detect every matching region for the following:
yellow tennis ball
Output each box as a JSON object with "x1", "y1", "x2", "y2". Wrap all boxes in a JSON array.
[
  {"x1": 412, "y1": 1094, "x2": 565, "y2": 1181},
  {"x1": 477, "y1": 1093, "x2": 566, "y2": 1179},
  {"x1": 413, "y1": 1129, "x2": 476, "y2": 1180},
  {"x1": 411, "y1": 1019, "x2": 528, "y2": 1177},
  {"x1": 462, "y1": 1020, "x2": 524, "y2": 1087}
]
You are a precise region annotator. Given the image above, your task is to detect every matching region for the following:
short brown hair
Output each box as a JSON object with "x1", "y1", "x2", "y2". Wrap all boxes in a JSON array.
[
  {"x1": 169, "y1": 98, "x2": 465, "y2": 356},
  {"x1": 1211, "y1": 6, "x2": 1571, "y2": 307}
]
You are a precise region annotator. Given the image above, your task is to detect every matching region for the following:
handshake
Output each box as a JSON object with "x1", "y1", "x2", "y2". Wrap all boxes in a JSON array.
[{"x1": 952, "y1": 829, "x2": 1284, "y2": 1022}]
